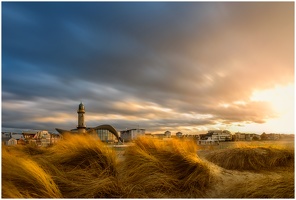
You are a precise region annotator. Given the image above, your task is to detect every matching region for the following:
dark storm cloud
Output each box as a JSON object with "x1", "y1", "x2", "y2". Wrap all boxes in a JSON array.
[
  {"x1": 2, "y1": 2, "x2": 208, "y2": 96},
  {"x1": 2, "y1": 2, "x2": 294, "y2": 132}
]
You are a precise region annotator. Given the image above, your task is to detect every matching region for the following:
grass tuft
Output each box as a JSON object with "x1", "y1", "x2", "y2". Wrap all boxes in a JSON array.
[
  {"x1": 120, "y1": 137, "x2": 212, "y2": 198},
  {"x1": 2, "y1": 147, "x2": 62, "y2": 198},
  {"x1": 221, "y1": 172, "x2": 294, "y2": 198},
  {"x1": 205, "y1": 146, "x2": 294, "y2": 171},
  {"x1": 43, "y1": 133, "x2": 121, "y2": 198}
]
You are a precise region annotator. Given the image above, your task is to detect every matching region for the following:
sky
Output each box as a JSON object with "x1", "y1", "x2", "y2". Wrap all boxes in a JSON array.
[{"x1": 2, "y1": 2, "x2": 294, "y2": 134}]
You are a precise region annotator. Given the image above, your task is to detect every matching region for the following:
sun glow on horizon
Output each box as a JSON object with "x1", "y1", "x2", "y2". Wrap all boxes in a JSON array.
[
  {"x1": 251, "y1": 83, "x2": 294, "y2": 115},
  {"x1": 244, "y1": 83, "x2": 294, "y2": 133}
]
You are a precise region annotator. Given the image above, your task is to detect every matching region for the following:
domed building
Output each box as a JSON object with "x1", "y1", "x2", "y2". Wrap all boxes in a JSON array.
[{"x1": 56, "y1": 103, "x2": 123, "y2": 143}]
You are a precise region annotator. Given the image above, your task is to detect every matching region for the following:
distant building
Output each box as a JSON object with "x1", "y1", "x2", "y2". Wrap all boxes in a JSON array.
[
  {"x1": 2, "y1": 133, "x2": 17, "y2": 145},
  {"x1": 176, "y1": 132, "x2": 183, "y2": 138},
  {"x1": 151, "y1": 131, "x2": 172, "y2": 139},
  {"x1": 235, "y1": 132, "x2": 260, "y2": 141},
  {"x1": 199, "y1": 130, "x2": 232, "y2": 142},
  {"x1": 120, "y1": 128, "x2": 145, "y2": 142},
  {"x1": 279, "y1": 134, "x2": 294, "y2": 140},
  {"x1": 164, "y1": 131, "x2": 171, "y2": 138},
  {"x1": 264, "y1": 133, "x2": 280, "y2": 140},
  {"x1": 6, "y1": 138, "x2": 18, "y2": 145},
  {"x1": 2, "y1": 132, "x2": 11, "y2": 138},
  {"x1": 22, "y1": 130, "x2": 61, "y2": 147},
  {"x1": 2, "y1": 132, "x2": 25, "y2": 146},
  {"x1": 210, "y1": 130, "x2": 232, "y2": 141},
  {"x1": 198, "y1": 138, "x2": 219, "y2": 145}
]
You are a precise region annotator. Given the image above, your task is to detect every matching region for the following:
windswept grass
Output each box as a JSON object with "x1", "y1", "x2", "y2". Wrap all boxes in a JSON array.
[
  {"x1": 2, "y1": 134, "x2": 121, "y2": 198},
  {"x1": 220, "y1": 171, "x2": 294, "y2": 198},
  {"x1": 205, "y1": 146, "x2": 294, "y2": 171},
  {"x1": 234, "y1": 141, "x2": 294, "y2": 150},
  {"x1": 2, "y1": 147, "x2": 62, "y2": 198},
  {"x1": 120, "y1": 137, "x2": 213, "y2": 198},
  {"x1": 41, "y1": 133, "x2": 122, "y2": 198},
  {"x1": 21, "y1": 143, "x2": 47, "y2": 155},
  {"x1": 2, "y1": 136, "x2": 294, "y2": 198},
  {"x1": 46, "y1": 133, "x2": 117, "y2": 173}
]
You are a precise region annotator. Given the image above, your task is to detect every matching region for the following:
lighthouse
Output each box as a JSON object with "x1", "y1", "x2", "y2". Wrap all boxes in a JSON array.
[{"x1": 77, "y1": 102, "x2": 86, "y2": 133}]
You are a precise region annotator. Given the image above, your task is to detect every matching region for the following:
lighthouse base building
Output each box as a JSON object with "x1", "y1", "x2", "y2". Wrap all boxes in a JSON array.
[{"x1": 56, "y1": 103, "x2": 123, "y2": 143}]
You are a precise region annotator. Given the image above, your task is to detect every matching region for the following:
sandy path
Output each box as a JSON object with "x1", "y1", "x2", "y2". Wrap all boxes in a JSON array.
[{"x1": 198, "y1": 151, "x2": 294, "y2": 198}]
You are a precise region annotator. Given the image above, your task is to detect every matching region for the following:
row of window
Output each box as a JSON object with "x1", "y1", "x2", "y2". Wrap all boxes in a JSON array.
[{"x1": 96, "y1": 129, "x2": 115, "y2": 142}]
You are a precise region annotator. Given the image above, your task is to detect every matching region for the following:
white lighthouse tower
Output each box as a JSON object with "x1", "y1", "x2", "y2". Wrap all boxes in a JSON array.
[{"x1": 77, "y1": 102, "x2": 86, "y2": 133}]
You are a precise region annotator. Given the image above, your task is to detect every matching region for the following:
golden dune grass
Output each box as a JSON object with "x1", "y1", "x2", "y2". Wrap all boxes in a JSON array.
[
  {"x1": 120, "y1": 137, "x2": 213, "y2": 198},
  {"x1": 2, "y1": 134, "x2": 122, "y2": 198},
  {"x1": 46, "y1": 133, "x2": 117, "y2": 173},
  {"x1": 205, "y1": 146, "x2": 294, "y2": 171},
  {"x1": 220, "y1": 171, "x2": 294, "y2": 198},
  {"x1": 234, "y1": 141, "x2": 294, "y2": 150},
  {"x1": 1, "y1": 135, "x2": 294, "y2": 198},
  {"x1": 40, "y1": 133, "x2": 122, "y2": 198},
  {"x1": 2, "y1": 147, "x2": 62, "y2": 198},
  {"x1": 20, "y1": 143, "x2": 47, "y2": 155}
]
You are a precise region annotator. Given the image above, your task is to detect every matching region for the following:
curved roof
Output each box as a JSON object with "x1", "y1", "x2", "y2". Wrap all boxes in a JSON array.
[
  {"x1": 55, "y1": 128, "x2": 75, "y2": 135},
  {"x1": 56, "y1": 124, "x2": 123, "y2": 142},
  {"x1": 93, "y1": 124, "x2": 122, "y2": 142}
]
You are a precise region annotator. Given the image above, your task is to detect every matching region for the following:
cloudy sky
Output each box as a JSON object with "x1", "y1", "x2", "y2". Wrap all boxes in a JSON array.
[{"x1": 2, "y1": 2, "x2": 294, "y2": 134}]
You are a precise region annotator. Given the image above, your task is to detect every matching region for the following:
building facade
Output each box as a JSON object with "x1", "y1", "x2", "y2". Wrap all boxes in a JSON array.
[
  {"x1": 164, "y1": 131, "x2": 172, "y2": 138},
  {"x1": 210, "y1": 130, "x2": 232, "y2": 141},
  {"x1": 120, "y1": 128, "x2": 145, "y2": 142},
  {"x1": 22, "y1": 130, "x2": 61, "y2": 147},
  {"x1": 199, "y1": 130, "x2": 232, "y2": 142},
  {"x1": 95, "y1": 128, "x2": 116, "y2": 143},
  {"x1": 176, "y1": 132, "x2": 183, "y2": 138},
  {"x1": 234, "y1": 132, "x2": 260, "y2": 141},
  {"x1": 2, "y1": 132, "x2": 25, "y2": 145}
]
